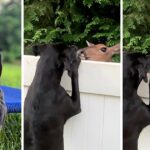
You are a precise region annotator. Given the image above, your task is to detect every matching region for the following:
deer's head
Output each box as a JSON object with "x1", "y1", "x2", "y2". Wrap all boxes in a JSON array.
[{"x1": 78, "y1": 41, "x2": 120, "y2": 62}]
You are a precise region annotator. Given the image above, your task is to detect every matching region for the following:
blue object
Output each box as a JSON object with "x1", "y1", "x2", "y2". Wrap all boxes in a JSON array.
[{"x1": 0, "y1": 86, "x2": 21, "y2": 113}]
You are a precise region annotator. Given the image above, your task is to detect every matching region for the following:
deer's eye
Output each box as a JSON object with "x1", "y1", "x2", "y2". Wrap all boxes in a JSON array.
[{"x1": 100, "y1": 47, "x2": 107, "y2": 52}]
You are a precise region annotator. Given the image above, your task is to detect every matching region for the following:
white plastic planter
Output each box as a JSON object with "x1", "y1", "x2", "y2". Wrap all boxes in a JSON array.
[
  {"x1": 23, "y1": 55, "x2": 121, "y2": 150},
  {"x1": 138, "y1": 78, "x2": 150, "y2": 150}
]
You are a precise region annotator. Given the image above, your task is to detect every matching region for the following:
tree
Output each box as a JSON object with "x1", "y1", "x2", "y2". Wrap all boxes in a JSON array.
[
  {"x1": 123, "y1": 0, "x2": 150, "y2": 53},
  {"x1": 24, "y1": 0, "x2": 120, "y2": 54},
  {"x1": 0, "y1": 1, "x2": 21, "y2": 62}
]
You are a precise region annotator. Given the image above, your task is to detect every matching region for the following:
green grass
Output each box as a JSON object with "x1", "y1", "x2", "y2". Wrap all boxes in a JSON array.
[
  {"x1": 0, "y1": 63, "x2": 21, "y2": 150},
  {"x1": 1, "y1": 63, "x2": 21, "y2": 88}
]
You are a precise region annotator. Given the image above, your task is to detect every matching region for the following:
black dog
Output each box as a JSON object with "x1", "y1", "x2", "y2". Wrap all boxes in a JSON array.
[
  {"x1": 123, "y1": 53, "x2": 150, "y2": 150},
  {"x1": 24, "y1": 43, "x2": 81, "y2": 150}
]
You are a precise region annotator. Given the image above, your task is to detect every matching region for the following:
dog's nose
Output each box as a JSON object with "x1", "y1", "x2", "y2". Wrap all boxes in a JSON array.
[{"x1": 77, "y1": 49, "x2": 86, "y2": 59}]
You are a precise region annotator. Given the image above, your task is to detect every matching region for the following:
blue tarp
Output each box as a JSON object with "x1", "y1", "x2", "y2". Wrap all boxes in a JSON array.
[{"x1": 0, "y1": 86, "x2": 21, "y2": 113}]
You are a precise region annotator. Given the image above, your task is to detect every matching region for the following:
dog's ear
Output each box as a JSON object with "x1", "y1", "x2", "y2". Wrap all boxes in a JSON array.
[
  {"x1": 55, "y1": 55, "x2": 64, "y2": 69},
  {"x1": 130, "y1": 65, "x2": 148, "y2": 83},
  {"x1": 145, "y1": 55, "x2": 150, "y2": 73},
  {"x1": 136, "y1": 57, "x2": 150, "y2": 83},
  {"x1": 137, "y1": 64, "x2": 148, "y2": 83},
  {"x1": 32, "y1": 45, "x2": 40, "y2": 56},
  {"x1": 129, "y1": 60, "x2": 148, "y2": 83},
  {"x1": 55, "y1": 45, "x2": 78, "y2": 71},
  {"x1": 32, "y1": 44, "x2": 48, "y2": 56},
  {"x1": 59, "y1": 50, "x2": 71, "y2": 71},
  {"x1": 54, "y1": 43, "x2": 69, "y2": 69},
  {"x1": 53, "y1": 43, "x2": 67, "y2": 68},
  {"x1": 52, "y1": 43, "x2": 67, "y2": 52},
  {"x1": 62, "y1": 46, "x2": 78, "y2": 73}
]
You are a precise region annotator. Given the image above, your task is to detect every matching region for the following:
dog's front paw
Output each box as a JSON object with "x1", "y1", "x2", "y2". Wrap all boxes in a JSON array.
[
  {"x1": 67, "y1": 55, "x2": 81, "y2": 78},
  {"x1": 67, "y1": 65, "x2": 78, "y2": 77}
]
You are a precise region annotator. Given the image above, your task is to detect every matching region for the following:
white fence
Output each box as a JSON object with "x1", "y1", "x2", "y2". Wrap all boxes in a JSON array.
[
  {"x1": 138, "y1": 80, "x2": 150, "y2": 150},
  {"x1": 24, "y1": 55, "x2": 121, "y2": 150}
]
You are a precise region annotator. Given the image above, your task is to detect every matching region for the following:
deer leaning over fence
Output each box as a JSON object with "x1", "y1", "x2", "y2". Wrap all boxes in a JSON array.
[{"x1": 78, "y1": 41, "x2": 120, "y2": 62}]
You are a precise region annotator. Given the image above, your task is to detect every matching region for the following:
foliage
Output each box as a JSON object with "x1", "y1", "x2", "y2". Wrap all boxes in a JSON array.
[
  {"x1": 24, "y1": 0, "x2": 120, "y2": 54},
  {"x1": 123, "y1": 0, "x2": 150, "y2": 53},
  {"x1": 0, "y1": 63, "x2": 21, "y2": 150},
  {"x1": 0, "y1": 1, "x2": 21, "y2": 62},
  {"x1": 0, "y1": 114, "x2": 21, "y2": 150}
]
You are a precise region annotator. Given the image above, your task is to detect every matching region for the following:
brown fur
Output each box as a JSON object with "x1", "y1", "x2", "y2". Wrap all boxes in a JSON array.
[{"x1": 79, "y1": 41, "x2": 120, "y2": 62}]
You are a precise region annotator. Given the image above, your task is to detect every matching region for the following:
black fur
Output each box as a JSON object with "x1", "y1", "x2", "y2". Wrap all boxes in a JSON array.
[
  {"x1": 123, "y1": 53, "x2": 150, "y2": 150},
  {"x1": 24, "y1": 43, "x2": 81, "y2": 150}
]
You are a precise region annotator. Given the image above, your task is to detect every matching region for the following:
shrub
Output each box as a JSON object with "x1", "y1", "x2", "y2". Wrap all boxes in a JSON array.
[
  {"x1": 24, "y1": 0, "x2": 120, "y2": 54},
  {"x1": 123, "y1": 0, "x2": 150, "y2": 53},
  {"x1": 0, "y1": 1, "x2": 21, "y2": 62}
]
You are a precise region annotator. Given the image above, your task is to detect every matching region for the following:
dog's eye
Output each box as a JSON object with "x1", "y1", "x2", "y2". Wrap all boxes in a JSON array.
[{"x1": 100, "y1": 47, "x2": 107, "y2": 52}]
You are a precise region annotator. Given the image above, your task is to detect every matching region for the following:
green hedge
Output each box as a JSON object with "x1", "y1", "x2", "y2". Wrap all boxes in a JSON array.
[
  {"x1": 24, "y1": 0, "x2": 120, "y2": 54},
  {"x1": 123, "y1": 0, "x2": 150, "y2": 53}
]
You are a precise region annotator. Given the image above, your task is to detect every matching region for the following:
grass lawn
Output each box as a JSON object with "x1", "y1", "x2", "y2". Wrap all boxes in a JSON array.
[{"x1": 0, "y1": 63, "x2": 21, "y2": 150}]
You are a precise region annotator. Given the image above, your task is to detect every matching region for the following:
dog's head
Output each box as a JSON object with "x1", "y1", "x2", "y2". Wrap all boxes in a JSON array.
[
  {"x1": 124, "y1": 53, "x2": 150, "y2": 83},
  {"x1": 32, "y1": 43, "x2": 80, "y2": 71}
]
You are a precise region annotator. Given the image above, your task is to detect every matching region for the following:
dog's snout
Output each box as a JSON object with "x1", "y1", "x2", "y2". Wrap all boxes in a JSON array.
[
  {"x1": 77, "y1": 49, "x2": 85, "y2": 56},
  {"x1": 76, "y1": 49, "x2": 86, "y2": 60}
]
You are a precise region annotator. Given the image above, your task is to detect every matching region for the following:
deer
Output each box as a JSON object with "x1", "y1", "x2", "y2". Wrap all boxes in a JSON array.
[{"x1": 78, "y1": 41, "x2": 120, "y2": 62}]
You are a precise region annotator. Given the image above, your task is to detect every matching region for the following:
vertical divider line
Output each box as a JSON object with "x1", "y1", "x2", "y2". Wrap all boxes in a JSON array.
[
  {"x1": 21, "y1": 0, "x2": 24, "y2": 149},
  {"x1": 120, "y1": 0, "x2": 123, "y2": 149}
]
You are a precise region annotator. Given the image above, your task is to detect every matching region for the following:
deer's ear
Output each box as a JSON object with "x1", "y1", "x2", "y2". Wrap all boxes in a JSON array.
[{"x1": 86, "y1": 41, "x2": 95, "y2": 47}]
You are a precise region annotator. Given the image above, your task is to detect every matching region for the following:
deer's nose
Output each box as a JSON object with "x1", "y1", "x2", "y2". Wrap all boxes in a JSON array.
[{"x1": 109, "y1": 43, "x2": 120, "y2": 54}]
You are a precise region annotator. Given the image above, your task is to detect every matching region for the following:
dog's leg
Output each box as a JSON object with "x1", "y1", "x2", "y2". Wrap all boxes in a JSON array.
[
  {"x1": 138, "y1": 102, "x2": 150, "y2": 129},
  {"x1": 149, "y1": 80, "x2": 150, "y2": 108},
  {"x1": 69, "y1": 57, "x2": 81, "y2": 114},
  {"x1": 24, "y1": 121, "x2": 33, "y2": 150},
  {"x1": 71, "y1": 72, "x2": 80, "y2": 101}
]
